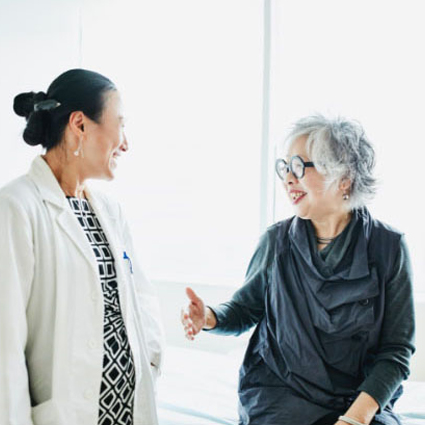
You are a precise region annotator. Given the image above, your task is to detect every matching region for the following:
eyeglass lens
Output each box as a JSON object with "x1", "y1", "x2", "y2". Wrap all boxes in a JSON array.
[
  {"x1": 276, "y1": 156, "x2": 305, "y2": 179},
  {"x1": 291, "y1": 156, "x2": 304, "y2": 179}
]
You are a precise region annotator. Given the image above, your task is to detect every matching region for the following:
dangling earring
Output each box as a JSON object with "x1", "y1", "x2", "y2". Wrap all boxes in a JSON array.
[
  {"x1": 343, "y1": 193, "x2": 350, "y2": 201},
  {"x1": 74, "y1": 138, "x2": 84, "y2": 158}
]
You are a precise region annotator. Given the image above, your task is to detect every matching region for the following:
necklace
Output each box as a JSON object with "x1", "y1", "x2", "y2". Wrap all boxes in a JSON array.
[{"x1": 316, "y1": 235, "x2": 336, "y2": 245}]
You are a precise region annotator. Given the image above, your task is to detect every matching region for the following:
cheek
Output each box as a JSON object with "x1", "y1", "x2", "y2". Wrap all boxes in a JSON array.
[{"x1": 305, "y1": 179, "x2": 326, "y2": 200}]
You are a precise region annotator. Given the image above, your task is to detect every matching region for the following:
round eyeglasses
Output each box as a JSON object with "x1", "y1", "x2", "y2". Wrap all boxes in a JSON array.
[{"x1": 275, "y1": 155, "x2": 315, "y2": 180}]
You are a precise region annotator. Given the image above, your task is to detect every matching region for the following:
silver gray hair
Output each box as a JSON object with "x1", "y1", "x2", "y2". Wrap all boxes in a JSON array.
[{"x1": 283, "y1": 114, "x2": 377, "y2": 209}]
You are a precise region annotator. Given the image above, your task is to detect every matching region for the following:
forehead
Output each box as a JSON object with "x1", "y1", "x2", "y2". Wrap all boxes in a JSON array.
[
  {"x1": 284, "y1": 134, "x2": 310, "y2": 159},
  {"x1": 101, "y1": 90, "x2": 123, "y2": 119}
]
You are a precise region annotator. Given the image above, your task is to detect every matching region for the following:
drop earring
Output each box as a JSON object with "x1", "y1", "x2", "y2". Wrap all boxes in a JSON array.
[
  {"x1": 74, "y1": 138, "x2": 84, "y2": 158},
  {"x1": 343, "y1": 193, "x2": 350, "y2": 201}
]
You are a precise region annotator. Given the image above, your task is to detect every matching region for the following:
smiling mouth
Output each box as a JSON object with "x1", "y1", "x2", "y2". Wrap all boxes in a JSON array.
[{"x1": 290, "y1": 192, "x2": 306, "y2": 204}]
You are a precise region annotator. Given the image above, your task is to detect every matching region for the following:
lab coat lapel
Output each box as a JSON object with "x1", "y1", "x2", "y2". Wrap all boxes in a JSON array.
[
  {"x1": 27, "y1": 155, "x2": 99, "y2": 277},
  {"x1": 54, "y1": 207, "x2": 99, "y2": 277}
]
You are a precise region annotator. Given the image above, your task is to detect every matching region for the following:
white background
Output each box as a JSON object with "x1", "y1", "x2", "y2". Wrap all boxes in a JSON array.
[{"x1": 0, "y1": 0, "x2": 424, "y2": 298}]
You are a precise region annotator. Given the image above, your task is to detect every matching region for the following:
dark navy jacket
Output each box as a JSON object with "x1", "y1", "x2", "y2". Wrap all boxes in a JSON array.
[{"x1": 211, "y1": 208, "x2": 415, "y2": 425}]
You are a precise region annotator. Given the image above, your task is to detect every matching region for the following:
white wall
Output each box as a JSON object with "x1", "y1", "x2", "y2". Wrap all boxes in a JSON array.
[{"x1": 0, "y1": 0, "x2": 81, "y2": 182}]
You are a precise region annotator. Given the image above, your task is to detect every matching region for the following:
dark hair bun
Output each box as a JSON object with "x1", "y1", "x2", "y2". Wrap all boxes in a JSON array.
[
  {"x1": 14, "y1": 69, "x2": 116, "y2": 150},
  {"x1": 14, "y1": 92, "x2": 49, "y2": 146},
  {"x1": 13, "y1": 91, "x2": 47, "y2": 119}
]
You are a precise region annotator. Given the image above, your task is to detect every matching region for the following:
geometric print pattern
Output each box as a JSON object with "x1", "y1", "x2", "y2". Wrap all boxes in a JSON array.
[{"x1": 67, "y1": 197, "x2": 135, "y2": 425}]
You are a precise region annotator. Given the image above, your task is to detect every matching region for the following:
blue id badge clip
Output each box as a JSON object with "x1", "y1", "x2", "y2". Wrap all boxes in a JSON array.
[{"x1": 123, "y1": 251, "x2": 133, "y2": 274}]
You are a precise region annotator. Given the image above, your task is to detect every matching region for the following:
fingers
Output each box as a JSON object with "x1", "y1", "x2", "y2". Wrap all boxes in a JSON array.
[
  {"x1": 180, "y1": 308, "x2": 196, "y2": 340},
  {"x1": 182, "y1": 288, "x2": 206, "y2": 341},
  {"x1": 185, "y1": 287, "x2": 202, "y2": 306}
]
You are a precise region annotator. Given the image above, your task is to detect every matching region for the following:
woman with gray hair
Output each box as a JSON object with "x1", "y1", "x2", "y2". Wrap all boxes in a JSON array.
[{"x1": 181, "y1": 115, "x2": 415, "y2": 425}]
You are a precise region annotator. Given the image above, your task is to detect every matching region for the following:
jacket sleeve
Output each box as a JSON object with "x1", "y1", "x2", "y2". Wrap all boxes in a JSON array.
[
  {"x1": 0, "y1": 195, "x2": 35, "y2": 424},
  {"x1": 208, "y1": 230, "x2": 272, "y2": 336},
  {"x1": 118, "y1": 205, "x2": 165, "y2": 371},
  {"x1": 358, "y1": 234, "x2": 416, "y2": 410}
]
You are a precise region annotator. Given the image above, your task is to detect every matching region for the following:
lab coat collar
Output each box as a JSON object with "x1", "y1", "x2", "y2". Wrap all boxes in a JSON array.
[
  {"x1": 27, "y1": 155, "x2": 115, "y2": 220},
  {"x1": 28, "y1": 155, "x2": 70, "y2": 209},
  {"x1": 27, "y1": 156, "x2": 117, "y2": 277}
]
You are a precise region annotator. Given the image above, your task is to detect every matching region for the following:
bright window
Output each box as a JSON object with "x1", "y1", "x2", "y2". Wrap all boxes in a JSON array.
[
  {"x1": 82, "y1": 0, "x2": 265, "y2": 286},
  {"x1": 269, "y1": 0, "x2": 425, "y2": 292}
]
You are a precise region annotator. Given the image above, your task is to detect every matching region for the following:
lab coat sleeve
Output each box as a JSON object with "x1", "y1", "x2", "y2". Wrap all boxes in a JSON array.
[
  {"x1": 0, "y1": 195, "x2": 35, "y2": 424},
  {"x1": 118, "y1": 206, "x2": 165, "y2": 371}
]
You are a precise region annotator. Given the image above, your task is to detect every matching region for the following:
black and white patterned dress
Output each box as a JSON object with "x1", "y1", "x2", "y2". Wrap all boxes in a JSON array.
[{"x1": 67, "y1": 196, "x2": 136, "y2": 425}]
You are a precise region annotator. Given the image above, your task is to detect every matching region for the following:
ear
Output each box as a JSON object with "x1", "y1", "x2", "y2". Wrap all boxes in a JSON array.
[
  {"x1": 339, "y1": 176, "x2": 351, "y2": 192},
  {"x1": 68, "y1": 111, "x2": 86, "y2": 138}
]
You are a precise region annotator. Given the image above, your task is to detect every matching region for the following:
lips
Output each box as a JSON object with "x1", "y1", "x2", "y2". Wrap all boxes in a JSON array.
[{"x1": 289, "y1": 190, "x2": 306, "y2": 205}]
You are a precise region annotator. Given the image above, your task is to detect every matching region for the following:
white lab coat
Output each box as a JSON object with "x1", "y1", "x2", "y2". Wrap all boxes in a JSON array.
[{"x1": 0, "y1": 156, "x2": 165, "y2": 425}]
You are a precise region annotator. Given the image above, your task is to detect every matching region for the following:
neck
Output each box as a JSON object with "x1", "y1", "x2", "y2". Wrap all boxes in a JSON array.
[
  {"x1": 311, "y1": 210, "x2": 352, "y2": 240},
  {"x1": 42, "y1": 149, "x2": 86, "y2": 198}
]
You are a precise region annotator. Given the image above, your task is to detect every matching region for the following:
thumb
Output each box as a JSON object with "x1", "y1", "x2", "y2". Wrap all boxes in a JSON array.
[{"x1": 185, "y1": 287, "x2": 202, "y2": 305}]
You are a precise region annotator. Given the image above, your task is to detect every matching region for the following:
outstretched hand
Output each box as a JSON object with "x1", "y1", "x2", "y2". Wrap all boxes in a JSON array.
[{"x1": 181, "y1": 287, "x2": 206, "y2": 340}]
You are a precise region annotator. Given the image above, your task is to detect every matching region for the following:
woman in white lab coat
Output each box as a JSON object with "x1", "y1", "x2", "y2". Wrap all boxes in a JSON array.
[{"x1": 0, "y1": 69, "x2": 164, "y2": 425}]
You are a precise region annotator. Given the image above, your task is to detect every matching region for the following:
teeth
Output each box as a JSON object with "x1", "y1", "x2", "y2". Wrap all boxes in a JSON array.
[{"x1": 291, "y1": 192, "x2": 305, "y2": 201}]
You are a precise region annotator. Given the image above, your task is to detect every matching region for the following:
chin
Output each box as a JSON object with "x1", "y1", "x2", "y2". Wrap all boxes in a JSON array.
[
  {"x1": 293, "y1": 205, "x2": 310, "y2": 220},
  {"x1": 97, "y1": 168, "x2": 115, "y2": 181},
  {"x1": 296, "y1": 213, "x2": 311, "y2": 220},
  {"x1": 105, "y1": 171, "x2": 115, "y2": 181}
]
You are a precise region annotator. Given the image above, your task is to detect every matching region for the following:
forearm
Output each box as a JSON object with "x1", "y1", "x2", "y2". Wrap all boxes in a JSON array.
[
  {"x1": 357, "y1": 358, "x2": 408, "y2": 410},
  {"x1": 337, "y1": 391, "x2": 379, "y2": 425},
  {"x1": 206, "y1": 301, "x2": 262, "y2": 335}
]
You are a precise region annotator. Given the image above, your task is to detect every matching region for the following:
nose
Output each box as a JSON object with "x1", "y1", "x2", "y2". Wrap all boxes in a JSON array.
[
  {"x1": 283, "y1": 169, "x2": 298, "y2": 186},
  {"x1": 120, "y1": 132, "x2": 129, "y2": 152}
]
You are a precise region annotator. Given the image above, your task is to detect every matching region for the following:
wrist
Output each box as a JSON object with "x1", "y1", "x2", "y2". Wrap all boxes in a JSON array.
[
  {"x1": 203, "y1": 307, "x2": 217, "y2": 330},
  {"x1": 338, "y1": 416, "x2": 367, "y2": 425}
]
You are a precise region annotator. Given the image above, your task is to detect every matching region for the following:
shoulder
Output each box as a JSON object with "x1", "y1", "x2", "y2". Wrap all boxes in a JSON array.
[
  {"x1": 265, "y1": 216, "x2": 295, "y2": 241},
  {"x1": 0, "y1": 175, "x2": 40, "y2": 212},
  {"x1": 0, "y1": 176, "x2": 40, "y2": 233},
  {"x1": 369, "y1": 215, "x2": 403, "y2": 244},
  {"x1": 361, "y1": 211, "x2": 407, "y2": 266},
  {"x1": 354, "y1": 207, "x2": 403, "y2": 245},
  {"x1": 253, "y1": 216, "x2": 295, "y2": 256}
]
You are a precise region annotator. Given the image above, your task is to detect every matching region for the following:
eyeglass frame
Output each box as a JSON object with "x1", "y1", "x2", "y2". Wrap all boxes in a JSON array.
[{"x1": 275, "y1": 155, "x2": 315, "y2": 180}]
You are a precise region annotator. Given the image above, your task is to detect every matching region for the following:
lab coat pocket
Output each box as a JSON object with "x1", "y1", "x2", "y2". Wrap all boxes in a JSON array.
[
  {"x1": 136, "y1": 292, "x2": 163, "y2": 367},
  {"x1": 31, "y1": 399, "x2": 67, "y2": 425}
]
